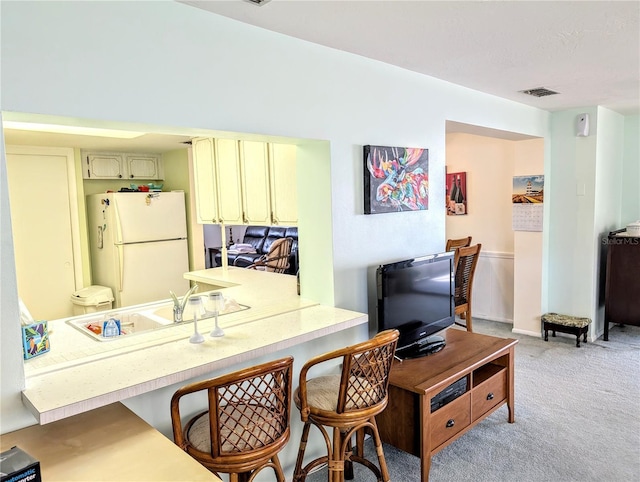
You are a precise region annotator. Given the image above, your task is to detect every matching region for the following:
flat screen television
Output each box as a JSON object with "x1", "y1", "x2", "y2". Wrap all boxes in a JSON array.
[{"x1": 376, "y1": 251, "x2": 455, "y2": 358}]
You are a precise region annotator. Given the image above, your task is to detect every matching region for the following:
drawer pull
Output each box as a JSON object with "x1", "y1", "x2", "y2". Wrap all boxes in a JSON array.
[
  {"x1": 486, "y1": 392, "x2": 494, "y2": 401},
  {"x1": 446, "y1": 419, "x2": 455, "y2": 428}
]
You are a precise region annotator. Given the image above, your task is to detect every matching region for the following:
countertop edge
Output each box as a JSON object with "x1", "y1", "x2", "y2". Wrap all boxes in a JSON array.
[{"x1": 22, "y1": 307, "x2": 368, "y2": 425}]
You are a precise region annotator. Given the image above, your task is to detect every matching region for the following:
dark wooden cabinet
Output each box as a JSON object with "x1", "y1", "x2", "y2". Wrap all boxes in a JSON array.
[
  {"x1": 376, "y1": 330, "x2": 517, "y2": 481},
  {"x1": 604, "y1": 231, "x2": 640, "y2": 340}
]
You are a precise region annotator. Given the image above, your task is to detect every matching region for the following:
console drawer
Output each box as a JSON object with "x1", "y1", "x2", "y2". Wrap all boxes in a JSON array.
[
  {"x1": 430, "y1": 391, "x2": 470, "y2": 448},
  {"x1": 472, "y1": 367, "x2": 506, "y2": 420}
]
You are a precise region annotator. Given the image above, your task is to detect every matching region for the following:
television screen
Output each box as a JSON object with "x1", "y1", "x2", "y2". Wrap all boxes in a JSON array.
[{"x1": 376, "y1": 252, "x2": 454, "y2": 357}]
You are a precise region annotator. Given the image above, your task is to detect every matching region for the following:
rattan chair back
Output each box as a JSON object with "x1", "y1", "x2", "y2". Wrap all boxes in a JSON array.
[
  {"x1": 248, "y1": 237, "x2": 293, "y2": 273},
  {"x1": 446, "y1": 236, "x2": 472, "y2": 252},
  {"x1": 171, "y1": 357, "x2": 293, "y2": 481},
  {"x1": 453, "y1": 243, "x2": 481, "y2": 332}
]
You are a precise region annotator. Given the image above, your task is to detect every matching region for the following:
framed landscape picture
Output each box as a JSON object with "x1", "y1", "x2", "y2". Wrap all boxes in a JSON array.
[{"x1": 364, "y1": 145, "x2": 429, "y2": 214}]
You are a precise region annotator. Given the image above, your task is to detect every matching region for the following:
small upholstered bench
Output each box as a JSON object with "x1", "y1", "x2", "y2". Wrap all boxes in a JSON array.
[{"x1": 542, "y1": 312, "x2": 591, "y2": 348}]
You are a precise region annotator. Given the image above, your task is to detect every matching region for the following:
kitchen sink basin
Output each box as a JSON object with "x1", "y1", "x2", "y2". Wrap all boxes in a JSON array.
[
  {"x1": 152, "y1": 297, "x2": 249, "y2": 323},
  {"x1": 66, "y1": 313, "x2": 172, "y2": 342},
  {"x1": 66, "y1": 297, "x2": 249, "y2": 341}
]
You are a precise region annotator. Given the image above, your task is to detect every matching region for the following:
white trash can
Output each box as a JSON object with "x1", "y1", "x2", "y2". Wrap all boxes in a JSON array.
[{"x1": 70, "y1": 286, "x2": 114, "y2": 316}]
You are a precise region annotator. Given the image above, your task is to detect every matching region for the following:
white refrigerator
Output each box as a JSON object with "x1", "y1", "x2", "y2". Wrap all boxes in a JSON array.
[{"x1": 87, "y1": 191, "x2": 190, "y2": 308}]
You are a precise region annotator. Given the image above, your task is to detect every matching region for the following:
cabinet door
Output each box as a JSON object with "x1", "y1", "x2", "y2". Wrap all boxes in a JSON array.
[
  {"x1": 191, "y1": 138, "x2": 220, "y2": 224},
  {"x1": 215, "y1": 139, "x2": 244, "y2": 224},
  {"x1": 240, "y1": 141, "x2": 271, "y2": 225},
  {"x1": 82, "y1": 152, "x2": 125, "y2": 179},
  {"x1": 125, "y1": 154, "x2": 163, "y2": 180},
  {"x1": 269, "y1": 143, "x2": 298, "y2": 225}
]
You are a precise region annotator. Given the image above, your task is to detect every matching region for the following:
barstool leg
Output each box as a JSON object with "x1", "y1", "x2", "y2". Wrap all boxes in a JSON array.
[
  {"x1": 330, "y1": 426, "x2": 345, "y2": 482},
  {"x1": 271, "y1": 455, "x2": 285, "y2": 482},
  {"x1": 369, "y1": 418, "x2": 391, "y2": 482},
  {"x1": 293, "y1": 422, "x2": 311, "y2": 482},
  {"x1": 344, "y1": 432, "x2": 354, "y2": 480}
]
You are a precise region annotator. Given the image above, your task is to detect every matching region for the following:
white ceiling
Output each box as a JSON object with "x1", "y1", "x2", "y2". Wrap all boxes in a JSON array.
[{"x1": 180, "y1": 0, "x2": 640, "y2": 115}]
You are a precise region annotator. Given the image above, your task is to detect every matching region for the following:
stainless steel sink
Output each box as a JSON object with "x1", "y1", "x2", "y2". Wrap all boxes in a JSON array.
[
  {"x1": 152, "y1": 297, "x2": 250, "y2": 323},
  {"x1": 66, "y1": 313, "x2": 172, "y2": 342},
  {"x1": 66, "y1": 297, "x2": 249, "y2": 341}
]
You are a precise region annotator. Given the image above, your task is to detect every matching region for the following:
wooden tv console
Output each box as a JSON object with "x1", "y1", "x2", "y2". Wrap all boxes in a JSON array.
[{"x1": 376, "y1": 329, "x2": 518, "y2": 481}]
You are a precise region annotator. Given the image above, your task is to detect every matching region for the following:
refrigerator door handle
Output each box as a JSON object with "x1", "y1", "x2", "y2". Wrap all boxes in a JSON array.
[
  {"x1": 114, "y1": 198, "x2": 124, "y2": 244},
  {"x1": 117, "y1": 244, "x2": 124, "y2": 292}
]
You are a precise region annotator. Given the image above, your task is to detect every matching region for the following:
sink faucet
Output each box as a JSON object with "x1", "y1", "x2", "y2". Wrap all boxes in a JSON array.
[{"x1": 170, "y1": 284, "x2": 199, "y2": 323}]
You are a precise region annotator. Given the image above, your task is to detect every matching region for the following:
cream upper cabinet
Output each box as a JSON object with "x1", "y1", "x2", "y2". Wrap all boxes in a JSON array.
[
  {"x1": 82, "y1": 151, "x2": 163, "y2": 180},
  {"x1": 82, "y1": 152, "x2": 126, "y2": 179},
  {"x1": 191, "y1": 138, "x2": 297, "y2": 226},
  {"x1": 191, "y1": 138, "x2": 220, "y2": 224},
  {"x1": 240, "y1": 140, "x2": 271, "y2": 225},
  {"x1": 215, "y1": 139, "x2": 244, "y2": 224},
  {"x1": 269, "y1": 143, "x2": 298, "y2": 225},
  {"x1": 125, "y1": 153, "x2": 163, "y2": 180}
]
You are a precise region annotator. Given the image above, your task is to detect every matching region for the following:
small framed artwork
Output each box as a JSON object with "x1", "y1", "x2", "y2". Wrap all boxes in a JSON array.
[
  {"x1": 446, "y1": 171, "x2": 467, "y2": 215},
  {"x1": 364, "y1": 145, "x2": 429, "y2": 214}
]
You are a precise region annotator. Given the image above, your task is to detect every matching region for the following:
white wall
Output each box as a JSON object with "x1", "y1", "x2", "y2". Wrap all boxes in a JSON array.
[
  {"x1": 593, "y1": 107, "x2": 626, "y2": 335},
  {"x1": 513, "y1": 140, "x2": 545, "y2": 335},
  {"x1": 445, "y1": 133, "x2": 516, "y2": 324},
  {"x1": 446, "y1": 133, "x2": 516, "y2": 253},
  {"x1": 622, "y1": 115, "x2": 640, "y2": 225}
]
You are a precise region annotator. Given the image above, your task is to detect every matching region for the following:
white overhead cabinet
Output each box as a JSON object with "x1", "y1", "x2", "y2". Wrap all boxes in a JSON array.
[
  {"x1": 192, "y1": 138, "x2": 220, "y2": 224},
  {"x1": 269, "y1": 143, "x2": 298, "y2": 226},
  {"x1": 81, "y1": 150, "x2": 163, "y2": 180},
  {"x1": 125, "y1": 153, "x2": 164, "y2": 180},
  {"x1": 215, "y1": 139, "x2": 244, "y2": 224},
  {"x1": 191, "y1": 138, "x2": 297, "y2": 226},
  {"x1": 240, "y1": 140, "x2": 271, "y2": 225}
]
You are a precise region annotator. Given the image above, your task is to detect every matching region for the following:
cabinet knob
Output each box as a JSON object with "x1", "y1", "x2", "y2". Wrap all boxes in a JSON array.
[
  {"x1": 446, "y1": 419, "x2": 455, "y2": 428},
  {"x1": 486, "y1": 392, "x2": 494, "y2": 401},
  {"x1": 118, "y1": 174, "x2": 122, "y2": 178}
]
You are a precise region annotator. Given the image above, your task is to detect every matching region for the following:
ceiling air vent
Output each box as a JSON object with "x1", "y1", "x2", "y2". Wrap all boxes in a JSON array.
[{"x1": 519, "y1": 87, "x2": 559, "y2": 97}]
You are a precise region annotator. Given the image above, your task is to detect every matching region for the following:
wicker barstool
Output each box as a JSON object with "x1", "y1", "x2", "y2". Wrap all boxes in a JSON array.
[
  {"x1": 170, "y1": 357, "x2": 293, "y2": 482},
  {"x1": 293, "y1": 330, "x2": 399, "y2": 482}
]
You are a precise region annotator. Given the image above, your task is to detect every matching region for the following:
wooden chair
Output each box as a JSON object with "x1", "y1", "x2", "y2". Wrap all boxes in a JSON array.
[
  {"x1": 446, "y1": 236, "x2": 472, "y2": 252},
  {"x1": 293, "y1": 330, "x2": 399, "y2": 482},
  {"x1": 170, "y1": 357, "x2": 293, "y2": 482},
  {"x1": 244, "y1": 237, "x2": 293, "y2": 274},
  {"x1": 453, "y1": 243, "x2": 481, "y2": 332}
]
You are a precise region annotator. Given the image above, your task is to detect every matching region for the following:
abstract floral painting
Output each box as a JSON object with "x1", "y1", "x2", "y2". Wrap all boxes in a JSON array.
[{"x1": 364, "y1": 145, "x2": 429, "y2": 214}]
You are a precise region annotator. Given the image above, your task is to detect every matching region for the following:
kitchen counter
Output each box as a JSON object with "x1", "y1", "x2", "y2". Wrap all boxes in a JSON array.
[
  {"x1": 0, "y1": 402, "x2": 219, "y2": 481},
  {"x1": 22, "y1": 267, "x2": 368, "y2": 424}
]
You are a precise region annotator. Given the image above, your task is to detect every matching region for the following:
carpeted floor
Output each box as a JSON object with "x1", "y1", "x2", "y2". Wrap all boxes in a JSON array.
[{"x1": 305, "y1": 319, "x2": 640, "y2": 482}]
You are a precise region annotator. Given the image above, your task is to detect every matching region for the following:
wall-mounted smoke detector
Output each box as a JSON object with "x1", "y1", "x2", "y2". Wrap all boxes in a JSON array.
[
  {"x1": 519, "y1": 87, "x2": 560, "y2": 97},
  {"x1": 243, "y1": 0, "x2": 272, "y2": 5}
]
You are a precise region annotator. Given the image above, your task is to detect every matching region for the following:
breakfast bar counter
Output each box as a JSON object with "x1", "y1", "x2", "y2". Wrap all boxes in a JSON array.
[
  {"x1": 22, "y1": 267, "x2": 368, "y2": 424},
  {"x1": 0, "y1": 403, "x2": 219, "y2": 481}
]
